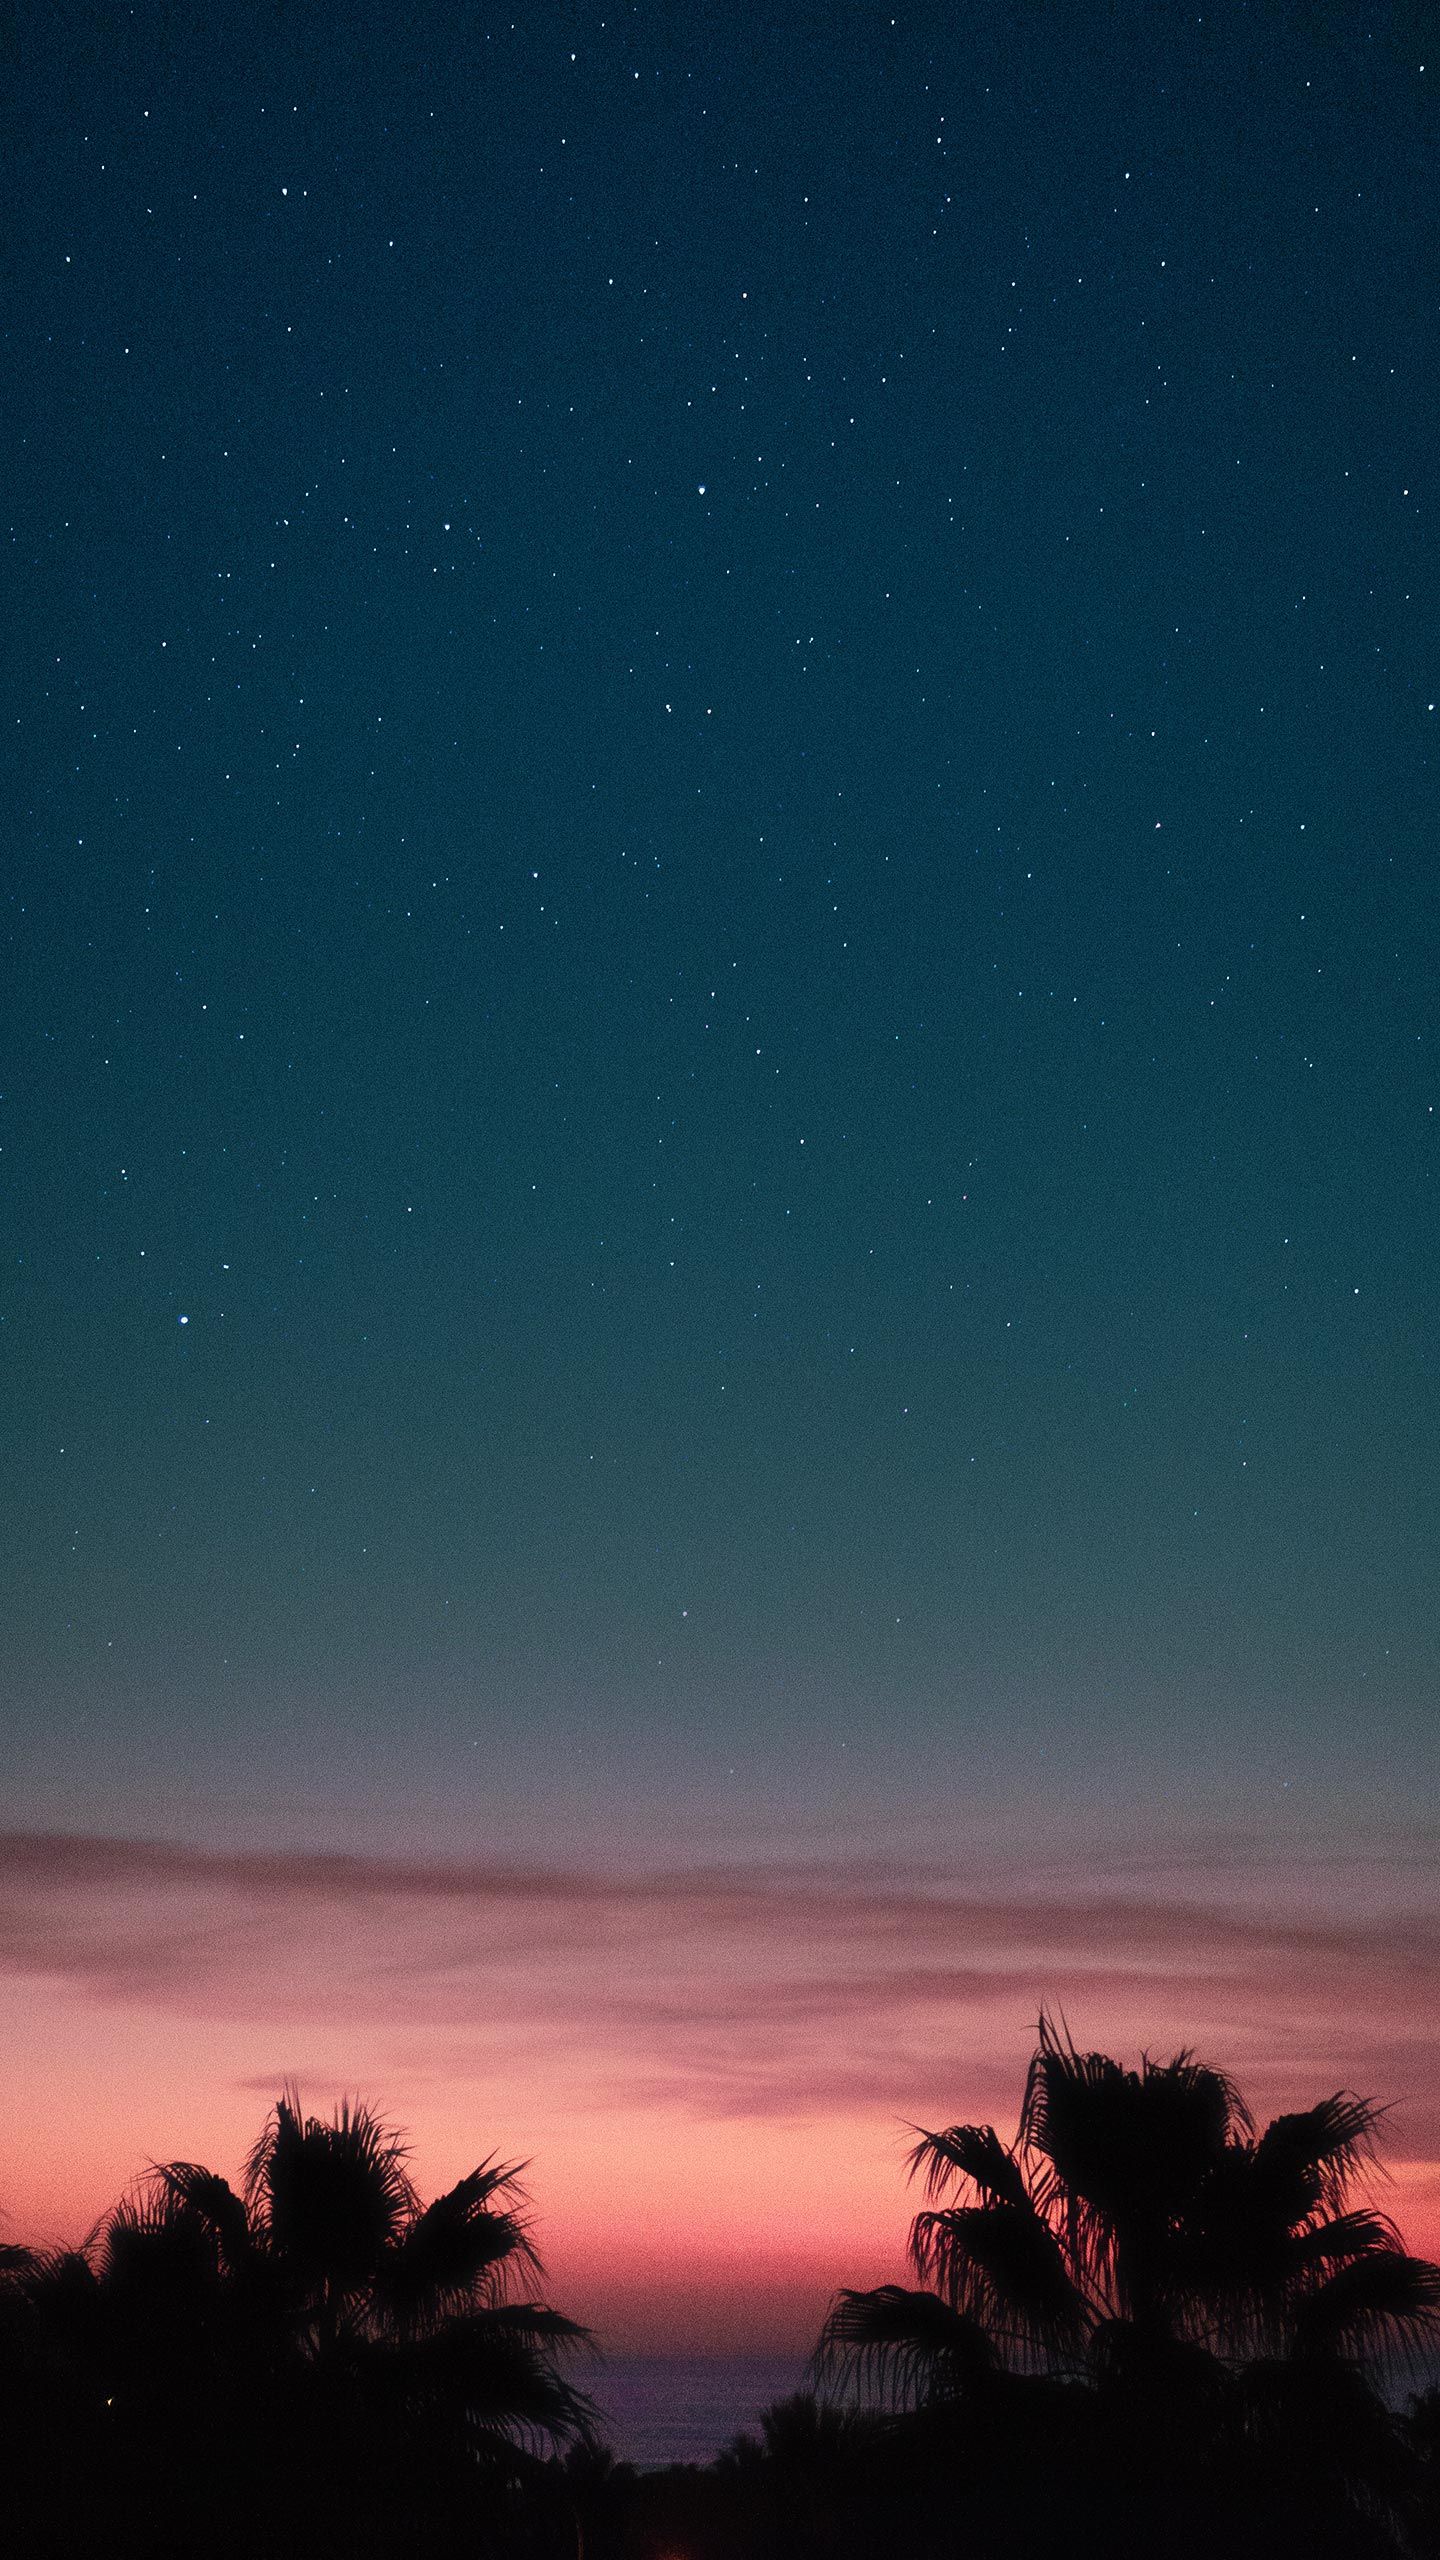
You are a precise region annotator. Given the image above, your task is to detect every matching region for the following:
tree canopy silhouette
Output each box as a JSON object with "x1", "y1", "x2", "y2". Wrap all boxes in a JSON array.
[
  {"x1": 5, "y1": 2043, "x2": 1440, "y2": 2560},
  {"x1": 820, "y1": 2014, "x2": 1440, "y2": 2394},
  {"x1": 0, "y1": 2089, "x2": 592, "y2": 2559},
  {"x1": 814, "y1": 2016, "x2": 1440, "y2": 2559}
]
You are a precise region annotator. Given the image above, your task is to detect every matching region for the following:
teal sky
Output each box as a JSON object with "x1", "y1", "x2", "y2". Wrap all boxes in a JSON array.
[{"x1": 7, "y1": 0, "x2": 1436, "y2": 1871}]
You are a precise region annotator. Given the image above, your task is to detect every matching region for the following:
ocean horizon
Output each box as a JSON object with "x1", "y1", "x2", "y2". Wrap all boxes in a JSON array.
[
  {"x1": 589, "y1": 2348, "x2": 1440, "y2": 2468},
  {"x1": 592, "y1": 2355, "x2": 811, "y2": 2468}
]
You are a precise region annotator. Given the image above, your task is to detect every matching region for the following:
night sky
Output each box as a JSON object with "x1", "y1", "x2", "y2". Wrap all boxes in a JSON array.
[{"x1": 5, "y1": 2, "x2": 1437, "y2": 2347}]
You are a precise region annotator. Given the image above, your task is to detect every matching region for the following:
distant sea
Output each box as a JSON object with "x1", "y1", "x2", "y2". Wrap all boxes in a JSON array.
[
  {"x1": 592, "y1": 2356, "x2": 810, "y2": 2467},
  {"x1": 590, "y1": 2351, "x2": 1440, "y2": 2465}
]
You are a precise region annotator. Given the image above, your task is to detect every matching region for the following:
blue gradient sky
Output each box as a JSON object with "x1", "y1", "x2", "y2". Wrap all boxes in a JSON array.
[{"x1": 5, "y1": 0, "x2": 1436, "y2": 2338}]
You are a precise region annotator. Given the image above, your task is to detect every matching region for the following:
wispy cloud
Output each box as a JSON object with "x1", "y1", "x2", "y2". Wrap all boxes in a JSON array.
[{"x1": 4, "y1": 1827, "x2": 1437, "y2": 2147}]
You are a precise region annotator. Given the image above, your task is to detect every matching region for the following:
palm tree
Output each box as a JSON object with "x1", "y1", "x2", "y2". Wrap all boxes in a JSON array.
[
  {"x1": 158, "y1": 2091, "x2": 594, "y2": 2459},
  {"x1": 817, "y1": 2019, "x2": 1440, "y2": 2556},
  {"x1": 820, "y1": 2015, "x2": 1440, "y2": 2399},
  {"x1": 4, "y1": 2092, "x2": 592, "y2": 2559}
]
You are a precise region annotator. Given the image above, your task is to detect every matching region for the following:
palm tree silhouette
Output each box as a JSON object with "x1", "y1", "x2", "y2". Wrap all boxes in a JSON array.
[
  {"x1": 816, "y1": 2019, "x2": 1440, "y2": 2558},
  {"x1": 3, "y1": 2090, "x2": 592, "y2": 2558},
  {"x1": 820, "y1": 2014, "x2": 1440, "y2": 2398}
]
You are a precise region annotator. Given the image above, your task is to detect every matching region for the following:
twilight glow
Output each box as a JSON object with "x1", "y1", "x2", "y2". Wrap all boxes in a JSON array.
[{"x1": 3, "y1": 1823, "x2": 1437, "y2": 2344}]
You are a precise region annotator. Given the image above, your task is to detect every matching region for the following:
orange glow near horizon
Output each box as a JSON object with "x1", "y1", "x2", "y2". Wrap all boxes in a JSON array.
[{"x1": 3, "y1": 1826, "x2": 1437, "y2": 2351}]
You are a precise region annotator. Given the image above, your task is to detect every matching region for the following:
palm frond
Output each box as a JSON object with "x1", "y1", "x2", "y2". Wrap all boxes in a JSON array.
[
  {"x1": 906, "y1": 2121, "x2": 1030, "y2": 2210},
  {"x1": 1254, "y1": 2095, "x2": 1386, "y2": 2221},
  {"x1": 22, "y1": 2244, "x2": 99, "y2": 2291},
  {"x1": 910, "y1": 2199, "x2": 1086, "y2": 2361},
  {"x1": 93, "y1": 2187, "x2": 232, "y2": 2337},
  {"x1": 814, "y1": 2283, "x2": 996, "y2": 2407},
  {"x1": 459, "y1": 2299, "x2": 592, "y2": 2353},
  {"x1": 379, "y1": 2161, "x2": 541, "y2": 2329},
  {"x1": 1289, "y1": 2208, "x2": 1407, "y2": 2272},
  {"x1": 152, "y1": 2163, "x2": 254, "y2": 2272},
  {"x1": 367, "y1": 2303, "x2": 597, "y2": 2446},
  {"x1": 1292, "y1": 2249, "x2": 1440, "y2": 2372}
]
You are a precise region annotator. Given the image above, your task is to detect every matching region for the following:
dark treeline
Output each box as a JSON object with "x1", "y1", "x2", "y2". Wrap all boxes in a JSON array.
[{"x1": 5, "y1": 2022, "x2": 1440, "y2": 2558}]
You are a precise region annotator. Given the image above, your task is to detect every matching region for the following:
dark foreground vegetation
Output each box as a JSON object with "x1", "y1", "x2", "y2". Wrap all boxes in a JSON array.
[{"x1": 5, "y1": 2024, "x2": 1440, "y2": 2558}]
